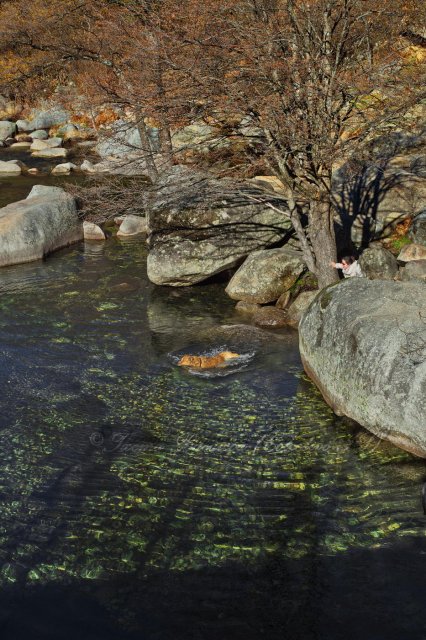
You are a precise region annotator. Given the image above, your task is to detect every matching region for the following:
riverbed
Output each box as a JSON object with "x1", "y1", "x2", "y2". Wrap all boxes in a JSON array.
[{"x1": 0, "y1": 177, "x2": 425, "y2": 640}]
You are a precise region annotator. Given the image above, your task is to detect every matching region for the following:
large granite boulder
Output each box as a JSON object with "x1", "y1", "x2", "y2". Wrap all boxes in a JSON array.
[
  {"x1": 0, "y1": 185, "x2": 83, "y2": 267},
  {"x1": 225, "y1": 247, "x2": 305, "y2": 303},
  {"x1": 146, "y1": 167, "x2": 292, "y2": 286},
  {"x1": 299, "y1": 279, "x2": 426, "y2": 457},
  {"x1": 359, "y1": 246, "x2": 399, "y2": 280}
]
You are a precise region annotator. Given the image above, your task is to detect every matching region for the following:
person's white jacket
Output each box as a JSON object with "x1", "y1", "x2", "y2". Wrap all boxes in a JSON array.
[{"x1": 335, "y1": 261, "x2": 363, "y2": 278}]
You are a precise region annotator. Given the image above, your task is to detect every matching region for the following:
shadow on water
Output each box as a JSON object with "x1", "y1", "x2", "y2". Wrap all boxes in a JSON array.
[{"x1": 0, "y1": 225, "x2": 424, "y2": 639}]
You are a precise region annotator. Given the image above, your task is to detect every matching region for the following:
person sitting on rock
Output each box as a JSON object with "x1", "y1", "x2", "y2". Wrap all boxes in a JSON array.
[{"x1": 330, "y1": 255, "x2": 363, "y2": 278}]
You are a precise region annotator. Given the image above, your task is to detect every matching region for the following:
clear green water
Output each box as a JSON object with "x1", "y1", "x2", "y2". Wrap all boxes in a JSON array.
[{"x1": 0, "y1": 179, "x2": 425, "y2": 640}]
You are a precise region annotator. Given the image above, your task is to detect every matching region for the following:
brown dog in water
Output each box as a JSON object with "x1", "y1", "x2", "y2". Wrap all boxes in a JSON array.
[{"x1": 178, "y1": 351, "x2": 239, "y2": 369}]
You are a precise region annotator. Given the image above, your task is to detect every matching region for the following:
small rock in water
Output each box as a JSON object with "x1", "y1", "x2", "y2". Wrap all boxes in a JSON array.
[
  {"x1": 83, "y1": 221, "x2": 106, "y2": 241},
  {"x1": 51, "y1": 162, "x2": 77, "y2": 176},
  {"x1": 117, "y1": 214, "x2": 147, "y2": 237}
]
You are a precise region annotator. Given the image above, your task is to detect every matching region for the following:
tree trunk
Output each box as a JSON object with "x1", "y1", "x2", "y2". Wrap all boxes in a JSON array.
[
  {"x1": 309, "y1": 200, "x2": 339, "y2": 289},
  {"x1": 159, "y1": 125, "x2": 173, "y2": 159},
  {"x1": 136, "y1": 117, "x2": 159, "y2": 183}
]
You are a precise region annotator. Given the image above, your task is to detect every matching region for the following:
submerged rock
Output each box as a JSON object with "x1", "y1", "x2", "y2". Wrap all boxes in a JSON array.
[
  {"x1": 235, "y1": 301, "x2": 261, "y2": 314},
  {"x1": 253, "y1": 306, "x2": 288, "y2": 328},
  {"x1": 299, "y1": 279, "x2": 426, "y2": 457},
  {"x1": 0, "y1": 185, "x2": 83, "y2": 267}
]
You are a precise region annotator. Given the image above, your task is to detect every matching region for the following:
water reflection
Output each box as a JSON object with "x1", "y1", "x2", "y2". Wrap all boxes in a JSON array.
[{"x1": 0, "y1": 235, "x2": 424, "y2": 639}]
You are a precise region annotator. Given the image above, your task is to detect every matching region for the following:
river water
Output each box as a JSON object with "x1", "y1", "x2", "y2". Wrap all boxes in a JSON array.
[{"x1": 0, "y1": 177, "x2": 425, "y2": 640}]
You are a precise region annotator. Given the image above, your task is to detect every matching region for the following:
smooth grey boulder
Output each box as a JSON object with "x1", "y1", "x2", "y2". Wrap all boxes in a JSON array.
[
  {"x1": 400, "y1": 260, "x2": 426, "y2": 283},
  {"x1": 0, "y1": 185, "x2": 83, "y2": 267},
  {"x1": 299, "y1": 279, "x2": 426, "y2": 457},
  {"x1": 117, "y1": 215, "x2": 147, "y2": 237},
  {"x1": 358, "y1": 246, "x2": 398, "y2": 280},
  {"x1": 0, "y1": 121, "x2": 16, "y2": 141},
  {"x1": 146, "y1": 167, "x2": 292, "y2": 286},
  {"x1": 225, "y1": 248, "x2": 305, "y2": 303},
  {"x1": 410, "y1": 211, "x2": 426, "y2": 246}
]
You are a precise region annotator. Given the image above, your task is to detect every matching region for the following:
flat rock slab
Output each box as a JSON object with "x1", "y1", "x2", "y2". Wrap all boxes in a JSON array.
[
  {"x1": 31, "y1": 147, "x2": 68, "y2": 159},
  {"x1": 0, "y1": 185, "x2": 83, "y2": 267},
  {"x1": 299, "y1": 279, "x2": 426, "y2": 457},
  {"x1": 0, "y1": 160, "x2": 21, "y2": 175}
]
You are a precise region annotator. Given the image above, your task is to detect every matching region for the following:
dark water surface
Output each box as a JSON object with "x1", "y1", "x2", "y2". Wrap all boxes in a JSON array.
[{"x1": 0, "y1": 179, "x2": 425, "y2": 639}]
